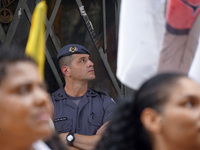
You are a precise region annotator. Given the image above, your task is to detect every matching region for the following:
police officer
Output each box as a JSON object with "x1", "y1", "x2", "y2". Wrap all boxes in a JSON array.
[{"x1": 51, "y1": 44, "x2": 116, "y2": 150}]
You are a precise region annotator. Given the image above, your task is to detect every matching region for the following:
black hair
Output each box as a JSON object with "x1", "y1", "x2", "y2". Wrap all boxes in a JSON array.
[
  {"x1": 95, "y1": 73, "x2": 187, "y2": 150},
  {"x1": 0, "y1": 46, "x2": 36, "y2": 84},
  {"x1": 58, "y1": 55, "x2": 74, "y2": 69}
]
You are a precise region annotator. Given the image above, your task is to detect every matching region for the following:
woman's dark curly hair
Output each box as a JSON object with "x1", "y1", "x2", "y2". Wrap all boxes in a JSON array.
[{"x1": 95, "y1": 73, "x2": 187, "y2": 150}]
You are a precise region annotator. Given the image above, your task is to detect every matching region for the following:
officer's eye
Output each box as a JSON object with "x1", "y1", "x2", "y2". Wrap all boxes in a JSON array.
[{"x1": 79, "y1": 59, "x2": 85, "y2": 63}]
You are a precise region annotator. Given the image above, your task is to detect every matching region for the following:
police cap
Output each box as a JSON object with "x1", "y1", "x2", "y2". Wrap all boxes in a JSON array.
[{"x1": 57, "y1": 44, "x2": 91, "y2": 60}]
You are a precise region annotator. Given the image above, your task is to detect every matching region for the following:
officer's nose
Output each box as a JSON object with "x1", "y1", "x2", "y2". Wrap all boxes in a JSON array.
[{"x1": 88, "y1": 59, "x2": 94, "y2": 67}]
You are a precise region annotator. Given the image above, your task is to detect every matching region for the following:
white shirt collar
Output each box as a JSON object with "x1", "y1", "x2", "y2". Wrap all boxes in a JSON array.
[{"x1": 32, "y1": 140, "x2": 51, "y2": 150}]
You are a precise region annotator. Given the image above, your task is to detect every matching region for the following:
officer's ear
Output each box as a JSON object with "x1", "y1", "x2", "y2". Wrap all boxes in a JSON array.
[{"x1": 61, "y1": 66, "x2": 71, "y2": 77}]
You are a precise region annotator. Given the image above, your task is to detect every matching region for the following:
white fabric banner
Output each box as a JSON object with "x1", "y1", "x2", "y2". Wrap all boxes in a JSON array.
[
  {"x1": 117, "y1": 0, "x2": 166, "y2": 90},
  {"x1": 189, "y1": 36, "x2": 200, "y2": 85}
]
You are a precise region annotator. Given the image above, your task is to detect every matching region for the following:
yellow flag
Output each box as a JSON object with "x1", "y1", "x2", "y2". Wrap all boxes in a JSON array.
[{"x1": 25, "y1": 0, "x2": 47, "y2": 80}]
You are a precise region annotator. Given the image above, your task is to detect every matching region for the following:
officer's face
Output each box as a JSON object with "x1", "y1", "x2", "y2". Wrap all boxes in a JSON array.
[
  {"x1": 0, "y1": 61, "x2": 53, "y2": 141},
  {"x1": 69, "y1": 54, "x2": 95, "y2": 81}
]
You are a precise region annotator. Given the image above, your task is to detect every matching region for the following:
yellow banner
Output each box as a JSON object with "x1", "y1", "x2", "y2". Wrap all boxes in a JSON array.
[{"x1": 25, "y1": 0, "x2": 47, "y2": 80}]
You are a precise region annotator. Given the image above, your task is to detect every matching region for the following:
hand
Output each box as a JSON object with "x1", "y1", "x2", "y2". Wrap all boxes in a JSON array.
[
  {"x1": 59, "y1": 132, "x2": 69, "y2": 145},
  {"x1": 96, "y1": 121, "x2": 109, "y2": 135}
]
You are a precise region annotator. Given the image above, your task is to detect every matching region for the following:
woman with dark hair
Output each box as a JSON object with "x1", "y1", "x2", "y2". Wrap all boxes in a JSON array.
[
  {"x1": 95, "y1": 73, "x2": 200, "y2": 150},
  {"x1": 0, "y1": 46, "x2": 67, "y2": 150}
]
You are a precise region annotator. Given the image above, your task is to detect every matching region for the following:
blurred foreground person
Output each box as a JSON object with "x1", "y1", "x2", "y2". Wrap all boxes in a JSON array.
[
  {"x1": 0, "y1": 47, "x2": 66, "y2": 150},
  {"x1": 96, "y1": 73, "x2": 200, "y2": 150}
]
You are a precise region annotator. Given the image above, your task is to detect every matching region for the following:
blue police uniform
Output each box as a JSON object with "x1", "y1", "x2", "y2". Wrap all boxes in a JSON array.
[
  {"x1": 51, "y1": 87, "x2": 116, "y2": 135},
  {"x1": 53, "y1": 44, "x2": 115, "y2": 135}
]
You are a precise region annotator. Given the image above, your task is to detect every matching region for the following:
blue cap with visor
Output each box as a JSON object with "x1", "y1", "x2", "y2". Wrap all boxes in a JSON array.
[{"x1": 57, "y1": 44, "x2": 91, "y2": 60}]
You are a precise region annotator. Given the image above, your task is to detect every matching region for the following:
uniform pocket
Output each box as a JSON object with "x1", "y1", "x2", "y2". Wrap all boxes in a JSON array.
[
  {"x1": 54, "y1": 117, "x2": 72, "y2": 133},
  {"x1": 88, "y1": 113, "x2": 102, "y2": 127}
]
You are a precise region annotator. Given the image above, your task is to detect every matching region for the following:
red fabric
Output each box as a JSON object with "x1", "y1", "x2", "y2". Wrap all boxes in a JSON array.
[{"x1": 166, "y1": 0, "x2": 200, "y2": 29}]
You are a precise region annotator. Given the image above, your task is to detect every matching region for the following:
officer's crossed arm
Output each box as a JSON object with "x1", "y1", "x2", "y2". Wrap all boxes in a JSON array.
[{"x1": 59, "y1": 121, "x2": 109, "y2": 150}]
